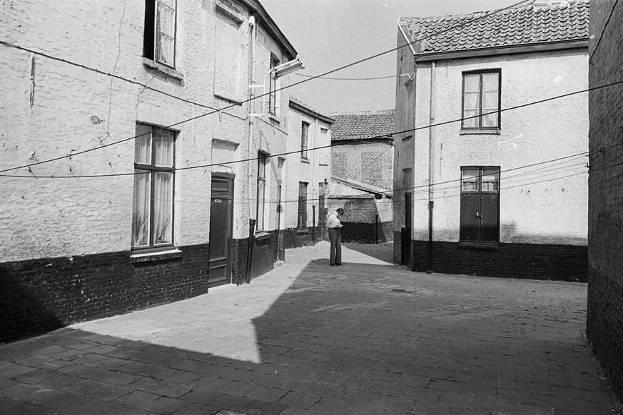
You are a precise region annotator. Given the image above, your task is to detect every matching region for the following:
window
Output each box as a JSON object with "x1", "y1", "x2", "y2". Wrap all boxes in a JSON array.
[
  {"x1": 301, "y1": 121, "x2": 309, "y2": 160},
  {"x1": 144, "y1": 0, "x2": 177, "y2": 67},
  {"x1": 132, "y1": 124, "x2": 175, "y2": 250},
  {"x1": 297, "y1": 182, "x2": 308, "y2": 228},
  {"x1": 256, "y1": 152, "x2": 268, "y2": 231},
  {"x1": 462, "y1": 70, "x2": 500, "y2": 130},
  {"x1": 268, "y1": 55, "x2": 280, "y2": 115},
  {"x1": 460, "y1": 166, "x2": 500, "y2": 243}
]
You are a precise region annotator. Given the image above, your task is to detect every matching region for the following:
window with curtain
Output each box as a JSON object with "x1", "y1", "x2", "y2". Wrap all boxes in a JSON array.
[
  {"x1": 298, "y1": 182, "x2": 308, "y2": 229},
  {"x1": 132, "y1": 124, "x2": 175, "y2": 250},
  {"x1": 462, "y1": 70, "x2": 500, "y2": 130},
  {"x1": 301, "y1": 121, "x2": 309, "y2": 160},
  {"x1": 256, "y1": 152, "x2": 268, "y2": 231},
  {"x1": 143, "y1": 0, "x2": 177, "y2": 67}
]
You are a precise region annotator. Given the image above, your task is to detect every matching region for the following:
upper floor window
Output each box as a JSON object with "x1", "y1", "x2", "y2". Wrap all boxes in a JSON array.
[
  {"x1": 301, "y1": 121, "x2": 309, "y2": 160},
  {"x1": 462, "y1": 70, "x2": 500, "y2": 130},
  {"x1": 268, "y1": 55, "x2": 280, "y2": 115},
  {"x1": 144, "y1": 0, "x2": 177, "y2": 67},
  {"x1": 132, "y1": 124, "x2": 176, "y2": 250}
]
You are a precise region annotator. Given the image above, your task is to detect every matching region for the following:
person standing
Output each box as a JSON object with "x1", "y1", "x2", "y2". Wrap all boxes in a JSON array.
[{"x1": 327, "y1": 208, "x2": 344, "y2": 265}]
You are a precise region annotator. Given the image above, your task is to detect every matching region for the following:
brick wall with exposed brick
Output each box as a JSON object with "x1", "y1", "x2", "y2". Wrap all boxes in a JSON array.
[
  {"x1": 331, "y1": 141, "x2": 393, "y2": 190},
  {"x1": 587, "y1": 0, "x2": 623, "y2": 400}
]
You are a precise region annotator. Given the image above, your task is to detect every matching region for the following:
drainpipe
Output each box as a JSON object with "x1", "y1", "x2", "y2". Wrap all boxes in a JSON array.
[
  {"x1": 313, "y1": 117, "x2": 318, "y2": 241},
  {"x1": 427, "y1": 61, "x2": 435, "y2": 272},
  {"x1": 245, "y1": 15, "x2": 257, "y2": 283}
]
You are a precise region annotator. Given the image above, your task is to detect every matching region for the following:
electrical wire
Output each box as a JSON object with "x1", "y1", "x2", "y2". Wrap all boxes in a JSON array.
[
  {"x1": 2, "y1": 78, "x2": 618, "y2": 179},
  {"x1": 0, "y1": 0, "x2": 533, "y2": 174}
]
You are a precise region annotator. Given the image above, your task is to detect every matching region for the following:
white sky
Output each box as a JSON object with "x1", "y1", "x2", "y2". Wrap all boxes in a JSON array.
[{"x1": 261, "y1": 0, "x2": 522, "y2": 114}]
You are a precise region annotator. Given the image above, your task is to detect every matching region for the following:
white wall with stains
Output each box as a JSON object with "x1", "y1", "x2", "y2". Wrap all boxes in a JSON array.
[{"x1": 407, "y1": 49, "x2": 588, "y2": 245}]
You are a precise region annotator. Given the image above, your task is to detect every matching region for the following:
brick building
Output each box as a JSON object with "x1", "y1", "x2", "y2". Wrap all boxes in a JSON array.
[
  {"x1": 329, "y1": 110, "x2": 394, "y2": 242},
  {"x1": 282, "y1": 98, "x2": 334, "y2": 248},
  {"x1": 394, "y1": 0, "x2": 589, "y2": 279},
  {"x1": 0, "y1": 0, "x2": 301, "y2": 342},
  {"x1": 587, "y1": 0, "x2": 623, "y2": 399}
]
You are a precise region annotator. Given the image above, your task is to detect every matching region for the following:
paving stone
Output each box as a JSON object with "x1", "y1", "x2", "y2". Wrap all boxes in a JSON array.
[
  {"x1": 0, "y1": 243, "x2": 620, "y2": 413},
  {"x1": 0, "y1": 361, "x2": 37, "y2": 378}
]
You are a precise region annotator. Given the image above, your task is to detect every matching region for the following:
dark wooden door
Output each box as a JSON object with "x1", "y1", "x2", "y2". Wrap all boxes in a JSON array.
[
  {"x1": 402, "y1": 192, "x2": 412, "y2": 265},
  {"x1": 318, "y1": 182, "x2": 326, "y2": 238},
  {"x1": 460, "y1": 193, "x2": 480, "y2": 242},
  {"x1": 460, "y1": 193, "x2": 499, "y2": 242},
  {"x1": 209, "y1": 175, "x2": 234, "y2": 287}
]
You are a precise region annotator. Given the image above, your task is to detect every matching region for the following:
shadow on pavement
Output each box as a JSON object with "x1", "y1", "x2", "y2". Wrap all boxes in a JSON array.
[
  {"x1": 0, "y1": 257, "x2": 617, "y2": 414},
  {"x1": 342, "y1": 242, "x2": 394, "y2": 264}
]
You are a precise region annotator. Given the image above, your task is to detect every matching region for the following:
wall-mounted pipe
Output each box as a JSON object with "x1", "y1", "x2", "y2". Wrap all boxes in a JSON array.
[{"x1": 427, "y1": 61, "x2": 435, "y2": 272}]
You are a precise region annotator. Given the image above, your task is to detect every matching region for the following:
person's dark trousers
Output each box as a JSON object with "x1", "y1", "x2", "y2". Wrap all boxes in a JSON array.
[{"x1": 328, "y1": 228, "x2": 342, "y2": 265}]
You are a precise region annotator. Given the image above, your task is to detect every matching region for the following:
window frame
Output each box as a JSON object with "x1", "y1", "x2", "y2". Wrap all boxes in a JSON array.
[
  {"x1": 143, "y1": 0, "x2": 178, "y2": 69},
  {"x1": 297, "y1": 181, "x2": 308, "y2": 229},
  {"x1": 459, "y1": 166, "x2": 500, "y2": 243},
  {"x1": 461, "y1": 69, "x2": 501, "y2": 131},
  {"x1": 132, "y1": 124, "x2": 176, "y2": 253},
  {"x1": 256, "y1": 151, "x2": 268, "y2": 232},
  {"x1": 268, "y1": 55, "x2": 280, "y2": 116},
  {"x1": 301, "y1": 121, "x2": 310, "y2": 160}
]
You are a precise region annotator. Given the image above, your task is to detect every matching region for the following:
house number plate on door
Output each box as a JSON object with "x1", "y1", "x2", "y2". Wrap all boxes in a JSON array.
[{"x1": 213, "y1": 199, "x2": 223, "y2": 203}]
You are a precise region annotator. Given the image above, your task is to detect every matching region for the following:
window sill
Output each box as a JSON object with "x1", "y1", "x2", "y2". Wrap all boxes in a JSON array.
[
  {"x1": 130, "y1": 247, "x2": 183, "y2": 263},
  {"x1": 142, "y1": 58, "x2": 184, "y2": 81},
  {"x1": 458, "y1": 241, "x2": 499, "y2": 250},
  {"x1": 460, "y1": 129, "x2": 500, "y2": 135},
  {"x1": 268, "y1": 114, "x2": 280, "y2": 125},
  {"x1": 214, "y1": 93, "x2": 243, "y2": 106},
  {"x1": 254, "y1": 231, "x2": 271, "y2": 241}
]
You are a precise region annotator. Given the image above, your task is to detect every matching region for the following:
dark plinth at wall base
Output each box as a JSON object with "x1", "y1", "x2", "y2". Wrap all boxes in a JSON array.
[
  {"x1": 587, "y1": 269, "x2": 623, "y2": 400},
  {"x1": 0, "y1": 244, "x2": 211, "y2": 343},
  {"x1": 232, "y1": 233, "x2": 280, "y2": 285},
  {"x1": 340, "y1": 221, "x2": 393, "y2": 244},
  {"x1": 410, "y1": 240, "x2": 587, "y2": 282},
  {"x1": 282, "y1": 227, "x2": 323, "y2": 249}
]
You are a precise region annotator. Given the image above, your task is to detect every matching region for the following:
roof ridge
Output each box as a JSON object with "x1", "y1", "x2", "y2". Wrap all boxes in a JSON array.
[
  {"x1": 332, "y1": 109, "x2": 395, "y2": 116},
  {"x1": 399, "y1": 0, "x2": 588, "y2": 22}
]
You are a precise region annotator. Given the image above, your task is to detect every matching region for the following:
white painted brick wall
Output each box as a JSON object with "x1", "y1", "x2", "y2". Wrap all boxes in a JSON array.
[
  {"x1": 396, "y1": 48, "x2": 589, "y2": 245},
  {"x1": 0, "y1": 0, "x2": 294, "y2": 261}
]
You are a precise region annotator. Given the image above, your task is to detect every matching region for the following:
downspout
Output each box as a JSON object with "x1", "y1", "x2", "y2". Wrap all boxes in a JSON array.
[
  {"x1": 312, "y1": 117, "x2": 318, "y2": 241},
  {"x1": 245, "y1": 15, "x2": 257, "y2": 283},
  {"x1": 427, "y1": 61, "x2": 435, "y2": 272}
]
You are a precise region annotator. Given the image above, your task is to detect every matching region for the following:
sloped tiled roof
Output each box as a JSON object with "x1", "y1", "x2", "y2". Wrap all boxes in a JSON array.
[
  {"x1": 331, "y1": 110, "x2": 395, "y2": 141},
  {"x1": 399, "y1": 0, "x2": 589, "y2": 57}
]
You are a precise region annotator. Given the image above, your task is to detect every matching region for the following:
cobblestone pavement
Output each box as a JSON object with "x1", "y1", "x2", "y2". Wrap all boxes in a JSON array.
[{"x1": 0, "y1": 242, "x2": 620, "y2": 414}]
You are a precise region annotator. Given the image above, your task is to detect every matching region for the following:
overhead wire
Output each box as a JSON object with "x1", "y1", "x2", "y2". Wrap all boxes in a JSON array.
[
  {"x1": 2, "y1": 78, "x2": 619, "y2": 180},
  {"x1": 0, "y1": 0, "x2": 533, "y2": 174}
]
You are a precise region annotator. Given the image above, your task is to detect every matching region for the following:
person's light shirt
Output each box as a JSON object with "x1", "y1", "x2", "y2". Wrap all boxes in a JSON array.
[{"x1": 327, "y1": 212, "x2": 342, "y2": 229}]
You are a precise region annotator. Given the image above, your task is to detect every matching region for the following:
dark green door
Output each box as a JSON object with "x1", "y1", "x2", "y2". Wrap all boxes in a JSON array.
[{"x1": 209, "y1": 174, "x2": 234, "y2": 286}]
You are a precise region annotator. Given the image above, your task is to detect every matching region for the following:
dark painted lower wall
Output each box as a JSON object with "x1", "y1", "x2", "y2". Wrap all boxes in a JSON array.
[
  {"x1": 409, "y1": 240, "x2": 587, "y2": 281},
  {"x1": 587, "y1": 269, "x2": 623, "y2": 399},
  {"x1": 231, "y1": 232, "x2": 281, "y2": 285},
  {"x1": 282, "y1": 227, "x2": 323, "y2": 249},
  {"x1": 341, "y1": 221, "x2": 393, "y2": 244},
  {"x1": 0, "y1": 244, "x2": 211, "y2": 343}
]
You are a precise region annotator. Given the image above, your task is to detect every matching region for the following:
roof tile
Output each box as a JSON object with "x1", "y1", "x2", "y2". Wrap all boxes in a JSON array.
[
  {"x1": 331, "y1": 110, "x2": 395, "y2": 141},
  {"x1": 399, "y1": 0, "x2": 589, "y2": 56}
]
